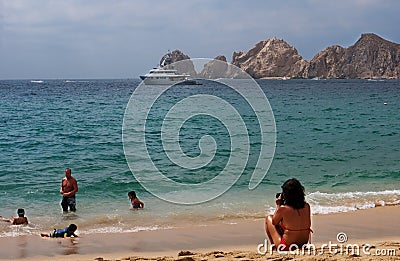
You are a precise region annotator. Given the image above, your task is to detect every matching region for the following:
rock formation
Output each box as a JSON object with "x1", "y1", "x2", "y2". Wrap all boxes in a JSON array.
[
  {"x1": 305, "y1": 45, "x2": 346, "y2": 78},
  {"x1": 231, "y1": 37, "x2": 308, "y2": 78},
  {"x1": 307, "y1": 33, "x2": 400, "y2": 79},
  {"x1": 160, "y1": 50, "x2": 190, "y2": 66},
  {"x1": 199, "y1": 55, "x2": 229, "y2": 79},
  {"x1": 199, "y1": 55, "x2": 253, "y2": 79},
  {"x1": 160, "y1": 33, "x2": 400, "y2": 79},
  {"x1": 160, "y1": 49, "x2": 197, "y2": 77}
]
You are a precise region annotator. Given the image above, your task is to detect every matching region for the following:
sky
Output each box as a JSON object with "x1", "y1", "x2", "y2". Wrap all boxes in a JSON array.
[{"x1": 0, "y1": 0, "x2": 399, "y2": 79}]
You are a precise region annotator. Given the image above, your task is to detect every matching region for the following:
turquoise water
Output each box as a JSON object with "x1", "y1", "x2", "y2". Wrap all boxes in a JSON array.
[{"x1": 0, "y1": 79, "x2": 399, "y2": 237}]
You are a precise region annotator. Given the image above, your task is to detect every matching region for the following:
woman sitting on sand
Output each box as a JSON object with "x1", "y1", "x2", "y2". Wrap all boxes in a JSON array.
[{"x1": 265, "y1": 178, "x2": 312, "y2": 251}]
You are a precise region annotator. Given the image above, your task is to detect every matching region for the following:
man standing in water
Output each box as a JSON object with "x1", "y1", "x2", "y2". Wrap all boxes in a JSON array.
[{"x1": 60, "y1": 168, "x2": 78, "y2": 212}]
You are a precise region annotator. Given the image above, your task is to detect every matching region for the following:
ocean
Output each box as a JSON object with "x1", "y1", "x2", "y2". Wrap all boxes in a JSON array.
[{"x1": 0, "y1": 78, "x2": 399, "y2": 237}]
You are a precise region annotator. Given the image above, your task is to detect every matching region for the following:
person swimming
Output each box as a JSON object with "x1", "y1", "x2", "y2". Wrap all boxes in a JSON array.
[
  {"x1": 128, "y1": 191, "x2": 144, "y2": 209},
  {"x1": 1, "y1": 208, "x2": 29, "y2": 225}
]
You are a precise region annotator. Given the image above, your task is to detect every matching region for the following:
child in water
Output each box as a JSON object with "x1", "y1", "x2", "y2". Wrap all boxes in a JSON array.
[
  {"x1": 41, "y1": 224, "x2": 78, "y2": 238},
  {"x1": 128, "y1": 191, "x2": 144, "y2": 209},
  {"x1": 1, "y1": 209, "x2": 29, "y2": 225}
]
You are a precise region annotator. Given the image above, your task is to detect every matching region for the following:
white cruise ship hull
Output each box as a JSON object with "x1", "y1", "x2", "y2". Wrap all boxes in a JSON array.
[{"x1": 140, "y1": 75, "x2": 188, "y2": 85}]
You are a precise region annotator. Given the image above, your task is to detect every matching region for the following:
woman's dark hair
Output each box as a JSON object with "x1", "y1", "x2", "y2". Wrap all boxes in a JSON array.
[
  {"x1": 281, "y1": 178, "x2": 306, "y2": 209},
  {"x1": 128, "y1": 191, "x2": 136, "y2": 198}
]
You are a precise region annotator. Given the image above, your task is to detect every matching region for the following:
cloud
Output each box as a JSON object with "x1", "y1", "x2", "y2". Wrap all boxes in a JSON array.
[{"x1": 1, "y1": 0, "x2": 399, "y2": 79}]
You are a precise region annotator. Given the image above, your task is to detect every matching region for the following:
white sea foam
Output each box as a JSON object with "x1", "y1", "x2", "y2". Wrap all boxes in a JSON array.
[
  {"x1": 0, "y1": 224, "x2": 37, "y2": 238},
  {"x1": 308, "y1": 189, "x2": 400, "y2": 199},
  {"x1": 81, "y1": 225, "x2": 171, "y2": 235},
  {"x1": 307, "y1": 189, "x2": 400, "y2": 214}
]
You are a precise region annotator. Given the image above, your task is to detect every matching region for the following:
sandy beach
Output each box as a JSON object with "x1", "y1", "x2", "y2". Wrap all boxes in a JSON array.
[{"x1": 1, "y1": 205, "x2": 399, "y2": 261}]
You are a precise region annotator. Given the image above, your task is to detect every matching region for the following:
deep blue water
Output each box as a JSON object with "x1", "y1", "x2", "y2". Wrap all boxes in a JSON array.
[{"x1": 0, "y1": 79, "x2": 399, "y2": 236}]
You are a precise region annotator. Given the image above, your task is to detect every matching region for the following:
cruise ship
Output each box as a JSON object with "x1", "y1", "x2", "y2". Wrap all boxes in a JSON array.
[
  {"x1": 140, "y1": 52, "x2": 199, "y2": 85},
  {"x1": 139, "y1": 67, "x2": 192, "y2": 85}
]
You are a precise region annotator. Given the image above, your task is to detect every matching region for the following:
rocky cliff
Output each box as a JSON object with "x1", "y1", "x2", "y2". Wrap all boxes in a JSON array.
[
  {"x1": 307, "y1": 33, "x2": 400, "y2": 79},
  {"x1": 231, "y1": 37, "x2": 308, "y2": 78},
  {"x1": 160, "y1": 49, "x2": 190, "y2": 66},
  {"x1": 160, "y1": 33, "x2": 400, "y2": 79},
  {"x1": 198, "y1": 55, "x2": 228, "y2": 79},
  {"x1": 160, "y1": 49, "x2": 197, "y2": 77},
  {"x1": 304, "y1": 45, "x2": 346, "y2": 78}
]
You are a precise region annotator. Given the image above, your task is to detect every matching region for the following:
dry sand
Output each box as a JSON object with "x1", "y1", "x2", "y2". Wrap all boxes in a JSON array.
[{"x1": 1, "y1": 206, "x2": 399, "y2": 260}]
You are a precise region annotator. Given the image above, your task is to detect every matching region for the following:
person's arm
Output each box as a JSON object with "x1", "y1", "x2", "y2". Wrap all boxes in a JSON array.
[
  {"x1": 60, "y1": 179, "x2": 64, "y2": 194},
  {"x1": 271, "y1": 206, "x2": 283, "y2": 226},
  {"x1": 1, "y1": 217, "x2": 11, "y2": 223},
  {"x1": 271, "y1": 195, "x2": 284, "y2": 225},
  {"x1": 65, "y1": 232, "x2": 78, "y2": 238}
]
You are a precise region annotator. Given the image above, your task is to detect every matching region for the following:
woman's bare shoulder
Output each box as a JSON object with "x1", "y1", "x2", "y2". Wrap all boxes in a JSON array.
[{"x1": 279, "y1": 205, "x2": 293, "y2": 212}]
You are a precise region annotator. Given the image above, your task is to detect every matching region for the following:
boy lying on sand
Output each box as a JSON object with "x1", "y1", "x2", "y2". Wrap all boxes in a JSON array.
[{"x1": 41, "y1": 223, "x2": 78, "y2": 238}]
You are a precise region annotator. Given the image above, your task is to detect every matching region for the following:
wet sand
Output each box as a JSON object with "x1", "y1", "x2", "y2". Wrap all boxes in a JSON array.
[{"x1": 1, "y1": 205, "x2": 399, "y2": 260}]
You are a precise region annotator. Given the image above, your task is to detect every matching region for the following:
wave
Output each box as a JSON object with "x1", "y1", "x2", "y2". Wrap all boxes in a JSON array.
[
  {"x1": 64, "y1": 80, "x2": 91, "y2": 83},
  {"x1": 81, "y1": 225, "x2": 173, "y2": 235},
  {"x1": 0, "y1": 224, "x2": 173, "y2": 238},
  {"x1": 307, "y1": 189, "x2": 400, "y2": 214},
  {"x1": 0, "y1": 223, "x2": 40, "y2": 238}
]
